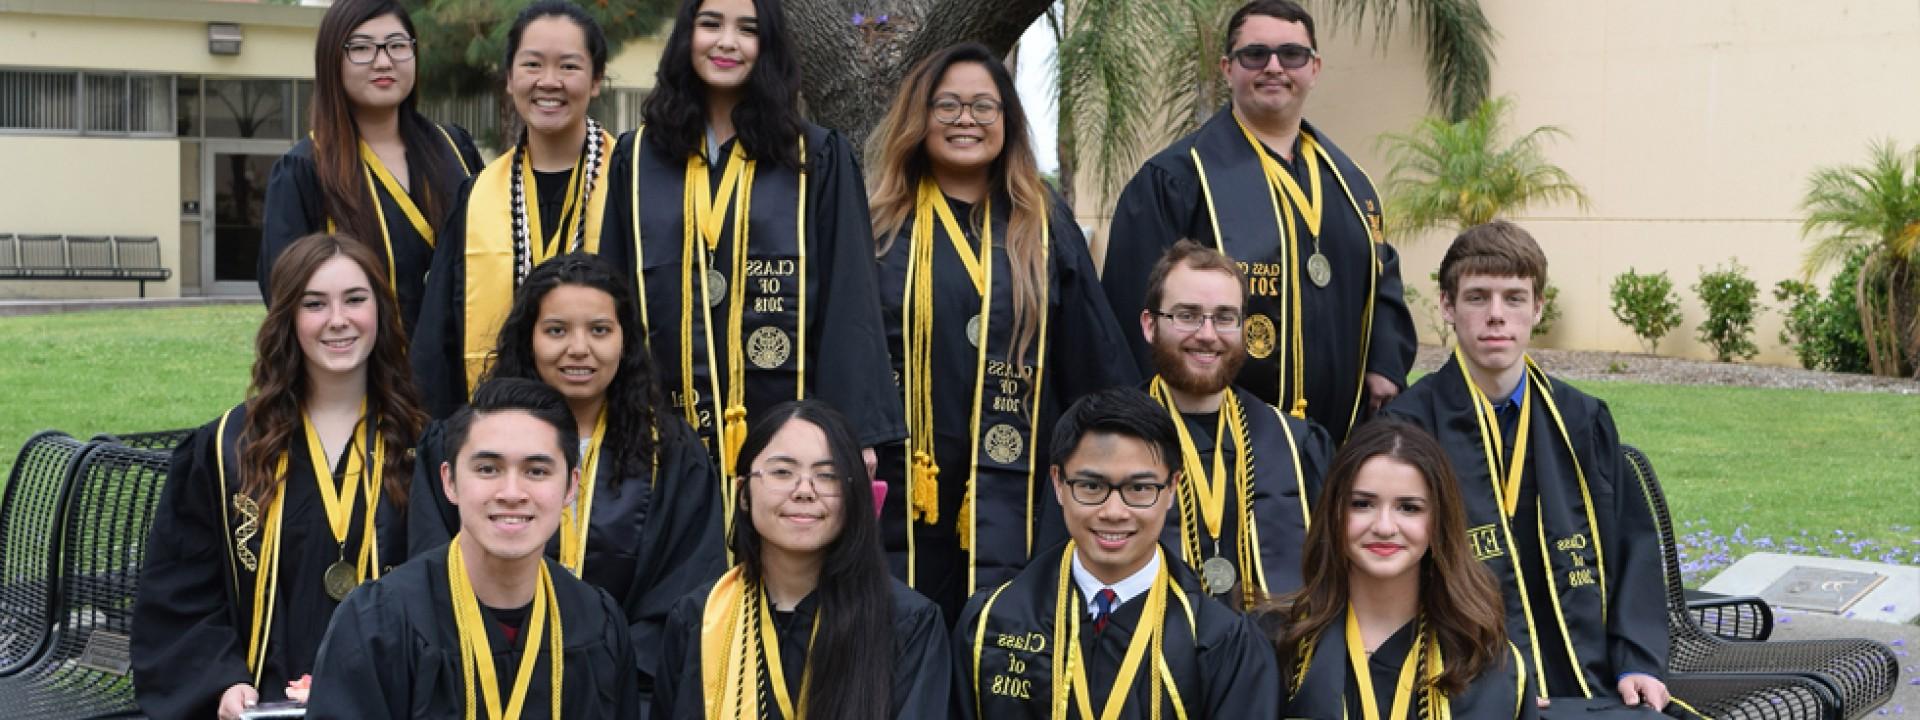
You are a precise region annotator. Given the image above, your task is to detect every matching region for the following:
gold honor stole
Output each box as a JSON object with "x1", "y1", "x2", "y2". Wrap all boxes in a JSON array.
[
  {"x1": 462, "y1": 130, "x2": 614, "y2": 390},
  {"x1": 1187, "y1": 114, "x2": 1382, "y2": 433},
  {"x1": 900, "y1": 179, "x2": 1050, "y2": 594},
  {"x1": 1453, "y1": 350, "x2": 1607, "y2": 699},
  {"x1": 699, "y1": 566, "x2": 819, "y2": 720}
]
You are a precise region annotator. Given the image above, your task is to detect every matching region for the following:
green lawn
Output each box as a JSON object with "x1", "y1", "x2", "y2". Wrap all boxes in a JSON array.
[{"x1": 3, "y1": 306, "x2": 1914, "y2": 581}]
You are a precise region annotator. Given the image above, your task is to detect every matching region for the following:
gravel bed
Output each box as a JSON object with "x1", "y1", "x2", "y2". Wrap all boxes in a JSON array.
[{"x1": 1412, "y1": 346, "x2": 1920, "y2": 395}]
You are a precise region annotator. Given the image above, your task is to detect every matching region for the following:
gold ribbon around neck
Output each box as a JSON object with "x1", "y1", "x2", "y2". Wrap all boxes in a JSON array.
[
  {"x1": 1345, "y1": 608, "x2": 1423, "y2": 720},
  {"x1": 1454, "y1": 346, "x2": 1533, "y2": 517},
  {"x1": 558, "y1": 406, "x2": 609, "y2": 575},
  {"x1": 1051, "y1": 543, "x2": 1172, "y2": 720},
  {"x1": 1232, "y1": 117, "x2": 1313, "y2": 418},
  {"x1": 448, "y1": 535, "x2": 564, "y2": 720}
]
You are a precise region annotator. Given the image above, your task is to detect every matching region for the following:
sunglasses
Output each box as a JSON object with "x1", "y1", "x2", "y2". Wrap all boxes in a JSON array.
[{"x1": 1229, "y1": 43, "x2": 1316, "y2": 70}]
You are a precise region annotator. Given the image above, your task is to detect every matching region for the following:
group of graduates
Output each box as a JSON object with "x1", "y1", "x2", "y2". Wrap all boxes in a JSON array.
[{"x1": 122, "y1": 0, "x2": 1693, "y2": 718}]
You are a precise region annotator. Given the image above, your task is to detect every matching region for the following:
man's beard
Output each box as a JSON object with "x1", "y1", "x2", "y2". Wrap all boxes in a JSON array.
[{"x1": 1151, "y1": 334, "x2": 1246, "y2": 398}]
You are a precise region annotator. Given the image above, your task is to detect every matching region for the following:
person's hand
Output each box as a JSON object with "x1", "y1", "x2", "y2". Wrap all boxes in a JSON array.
[
  {"x1": 862, "y1": 447, "x2": 878, "y2": 479},
  {"x1": 217, "y1": 683, "x2": 259, "y2": 720},
  {"x1": 1536, "y1": 696, "x2": 1551, "y2": 710},
  {"x1": 1365, "y1": 372, "x2": 1400, "y2": 411},
  {"x1": 1618, "y1": 673, "x2": 1670, "y2": 711}
]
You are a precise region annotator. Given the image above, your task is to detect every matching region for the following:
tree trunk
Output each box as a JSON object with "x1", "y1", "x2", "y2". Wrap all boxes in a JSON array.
[{"x1": 788, "y1": 0, "x2": 1054, "y2": 155}]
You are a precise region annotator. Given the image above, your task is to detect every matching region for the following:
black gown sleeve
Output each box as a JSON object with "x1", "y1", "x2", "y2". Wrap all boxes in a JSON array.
[
  {"x1": 1200, "y1": 612, "x2": 1284, "y2": 718},
  {"x1": 948, "y1": 589, "x2": 992, "y2": 720},
  {"x1": 305, "y1": 582, "x2": 405, "y2": 720},
  {"x1": 131, "y1": 423, "x2": 254, "y2": 719},
  {"x1": 410, "y1": 178, "x2": 475, "y2": 419},
  {"x1": 1598, "y1": 400, "x2": 1667, "y2": 680},
  {"x1": 890, "y1": 586, "x2": 954, "y2": 719},
  {"x1": 595, "y1": 131, "x2": 637, "y2": 278},
  {"x1": 1364, "y1": 240, "x2": 1418, "y2": 390},
  {"x1": 650, "y1": 592, "x2": 705, "y2": 720},
  {"x1": 444, "y1": 124, "x2": 485, "y2": 178},
  {"x1": 1291, "y1": 414, "x2": 1336, "y2": 503},
  {"x1": 1050, "y1": 201, "x2": 1141, "y2": 403},
  {"x1": 406, "y1": 421, "x2": 458, "y2": 558},
  {"x1": 597, "y1": 587, "x2": 648, "y2": 716},
  {"x1": 260, "y1": 144, "x2": 324, "y2": 299},
  {"x1": 805, "y1": 129, "x2": 907, "y2": 449},
  {"x1": 626, "y1": 421, "x2": 726, "y2": 685},
  {"x1": 1100, "y1": 160, "x2": 1202, "y2": 377}
]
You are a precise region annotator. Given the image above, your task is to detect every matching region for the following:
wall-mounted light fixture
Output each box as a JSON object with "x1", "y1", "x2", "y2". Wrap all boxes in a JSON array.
[{"x1": 208, "y1": 23, "x2": 243, "y2": 56}]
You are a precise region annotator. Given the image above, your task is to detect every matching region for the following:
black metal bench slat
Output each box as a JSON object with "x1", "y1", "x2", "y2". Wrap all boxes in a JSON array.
[
  {"x1": 0, "y1": 432, "x2": 91, "y2": 677},
  {"x1": 91, "y1": 429, "x2": 195, "y2": 453},
  {"x1": 0, "y1": 234, "x2": 172, "y2": 297},
  {"x1": 1625, "y1": 444, "x2": 1900, "y2": 720},
  {"x1": 0, "y1": 234, "x2": 17, "y2": 272}
]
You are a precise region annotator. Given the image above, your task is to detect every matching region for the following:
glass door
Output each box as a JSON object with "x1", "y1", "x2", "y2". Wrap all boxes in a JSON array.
[{"x1": 200, "y1": 139, "x2": 289, "y2": 295}]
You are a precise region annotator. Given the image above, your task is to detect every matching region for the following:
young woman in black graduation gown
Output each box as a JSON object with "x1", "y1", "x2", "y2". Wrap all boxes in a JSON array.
[
  {"x1": 412, "y1": 1, "x2": 619, "y2": 418},
  {"x1": 652, "y1": 401, "x2": 951, "y2": 719},
  {"x1": 600, "y1": 0, "x2": 903, "y2": 496},
  {"x1": 133, "y1": 233, "x2": 425, "y2": 719},
  {"x1": 1255, "y1": 419, "x2": 1537, "y2": 719},
  {"x1": 864, "y1": 42, "x2": 1136, "y2": 623},
  {"x1": 259, "y1": 0, "x2": 482, "y2": 332},
  {"x1": 408, "y1": 252, "x2": 726, "y2": 695}
]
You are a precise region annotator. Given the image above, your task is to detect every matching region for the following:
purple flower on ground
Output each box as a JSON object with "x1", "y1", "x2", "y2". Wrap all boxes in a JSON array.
[
  {"x1": 877, "y1": 14, "x2": 888, "y2": 23},
  {"x1": 1885, "y1": 606, "x2": 1900, "y2": 614},
  {"x1": 852, "y1": 12, "x2": 865, "y2": 24}
]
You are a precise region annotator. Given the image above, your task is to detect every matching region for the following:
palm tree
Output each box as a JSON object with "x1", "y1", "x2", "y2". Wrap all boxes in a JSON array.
[
  {"x1": 1799, "y1": 140, "x2": 1920, "y2": 377},
  {"x1": 1376, "y1": 96, "x2": 1588, "y2": 240}
]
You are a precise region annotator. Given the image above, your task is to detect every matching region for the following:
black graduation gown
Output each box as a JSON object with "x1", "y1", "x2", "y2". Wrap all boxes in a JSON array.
[
  {"x1": 1382, "y1": 357, "x2": 1668, "y2": 701},
  {"x1": 132, "y1": 403, "x2": 407, "y2": 719},
  {"x1": 599, "y1": 125, "x2": 905, "y2": 452},
  {"x1": 651, "y1": 576, "x2": 952, "y2": 719},
  {"x1": 411, "y1": 154, "x2": 613, "y2": 419},
  {"x1": 304, "y1": 545, "x2": 642, "y2": 719},
  {"x1": 1282, "y1": 612, "x2": 1538, "y2": 719},
  {"x1": 258, "y1": 125, "x2": 483, "y2": 330},
  {"x1": 1102, "y1": 108, "x2": 1417, "y2": 443},
  {"x1": 407, "y1": 413, "x2": 725, "y2": 689},
  {"x1": 1154, "y1": 384, "x2": 1331, "y2": 605},
  {"x1": 953, "y1": 543, "x2": 1281, "y2": 719},
  {"x1": 875, "y1": 190, "x2": 1139, "y2": 623}
]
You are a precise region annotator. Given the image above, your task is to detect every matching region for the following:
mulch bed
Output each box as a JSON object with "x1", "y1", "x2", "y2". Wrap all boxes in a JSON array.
[{"x1": 1413, "y1": 346, "x2": 1920, "y2": 395}]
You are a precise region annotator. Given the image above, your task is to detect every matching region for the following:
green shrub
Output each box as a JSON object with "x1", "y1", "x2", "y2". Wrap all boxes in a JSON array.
[
  {"x1": 1535, "y1": 283, "x2": 1562, "y2": 338},
  {"x1": 1609, "y1": 269, "x2": 1684, "y2": 353},
  {"x1": 1773, "y1": 246, "x2": 1872, "y2": 372},
  {"x1": 1694, "y1": 261, "x2": 1762, "y2": 362}
]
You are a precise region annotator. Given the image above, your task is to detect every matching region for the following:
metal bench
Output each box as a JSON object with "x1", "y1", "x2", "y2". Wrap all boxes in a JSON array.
[
  {"x1": 0, "y1": 441, "x2": 171, "y2": 718},
  {"x1": 91, "y1": 428, "x2": 196, "y2": 453},
  {"x1": 0, "y1": 234, "x2": 173, "y2": 297},
  {"x1": 0, "y1": 432, "x2": 94, "y2": 678},
  {"x1": 1626, "y1": 445, "x2": 1899, "y2": 720}
]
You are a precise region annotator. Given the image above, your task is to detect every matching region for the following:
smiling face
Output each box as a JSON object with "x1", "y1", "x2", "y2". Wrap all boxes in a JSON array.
[
  {"x1": 1222, "y1": 14, "x2": 1319, "y2": 121},
  {"x1": 1443, "y1": 274, "x2": 1542, "y2": 381},
  {"x1": 295, "y1": 254, "x2": 378, "y2": 381},
  {"x1": 743, "y1": 418, "x2": 846, "y2": 560},
  {"x1": 922, "y1": 61, "x2": 1005, "y2": 180},
  {"x1": 690, "y1": 0, "x2": 759, "y2": 98},
  {"x1": 339, "y1": 13, "x2": 414, "y2": 112},
  {"x1": 1344, "y1": 455, "x2": 1432, "y2": 586},
  {"x1": 443, "y1": 409, "x2": 579, "y2": 563},
  {"x1": 1143, "y1": 263, "x2": 1247, "y2": 397},
  {"x1": 507, "y1": 16, "x2": 602, "y2": 139},
  {"x1": 1052, "y1": 431, "x2": 1175, "y2": 585},
  {"x1": 531, "y1": 284, "x2": 622, "y2": 411}
]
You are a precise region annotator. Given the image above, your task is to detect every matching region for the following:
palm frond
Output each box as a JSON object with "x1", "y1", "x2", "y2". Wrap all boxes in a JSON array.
[
  {"x1": 1798, "y1": 140, "x2": 1920, "y2": 277},
  {"x1": 1319, "y1": 0, "x2": 1496, "y2": 121},
  {"x1": 1376, "y1": 96, "x2": 1586, "y2": 239}
]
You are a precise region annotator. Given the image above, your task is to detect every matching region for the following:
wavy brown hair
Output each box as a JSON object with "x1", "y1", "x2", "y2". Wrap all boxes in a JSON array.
[
  {"x1": 1257, "y1": 418, "x2": 1507, "y2": 695},
  {"x1": 241, "y1": 233, "x2": 425, "y2": 511},
  {"x1": 866, "y1": 43, "x2": 1051, "y2": 361},
  {"x1": 309, "y1": 0, "x2": 458, "y2": 258}
]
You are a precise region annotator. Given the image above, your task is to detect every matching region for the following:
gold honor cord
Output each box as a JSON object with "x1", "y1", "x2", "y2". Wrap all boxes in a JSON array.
[
  {"x1": 521, "y1": 151, "x2": 587, "y2": 266},
  {"x1": 448, "y1": 537, "x2": 564, "y2": 720},
  {"x1": 757, "y1": 586, "x2": 820, "y2": 720},
  {"x1": 1232, "y1": 118, "x2": 1310, "y2": 418},
  {"x1": 1149, "y1": 378, "x2": 1259, "y2": 609},
  {"x1": 902, "y1": 180, "x2": 991, "y2": 536},
  {"x1": 1345, "y1": 610, "x2": 1422, "y2": 720},
  {"x1": 680, "y1": 142, "x2": 755, "y2": 492},
  {"x1": 1051, "y1": 544, "x2": 1172, "y2": 720},
  {"x1": 1454, "y1": 346, "x2": 1533, "y2": 517},
  {"x1": 558, "y1": 407, "x2": 609, "y2": 575}
]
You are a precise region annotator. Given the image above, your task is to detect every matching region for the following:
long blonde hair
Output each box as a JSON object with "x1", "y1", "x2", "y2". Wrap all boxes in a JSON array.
[{"x1": 866, "y1": 43, "x2": 1052, "y2": 360}]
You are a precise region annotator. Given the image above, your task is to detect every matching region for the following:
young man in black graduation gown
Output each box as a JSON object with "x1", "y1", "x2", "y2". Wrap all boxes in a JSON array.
[
  {"x1": 307, "y1": 379, "x2": 641, "y2": 718},
  {"x1": 1138, "y1": 240, "x2": 1331, "y2": 609},
  {"x1": 1382, "y1": 221, "x2": 1679, "y2": 716},
  {"x1": 1100, "y1": 0, "x2": 1416, "y2": 444},
  {"x1": 954, "y1": 388, "x2": 1280, "y2": 719}
]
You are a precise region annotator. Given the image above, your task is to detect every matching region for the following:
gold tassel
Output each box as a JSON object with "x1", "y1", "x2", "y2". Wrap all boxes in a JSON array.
[
  {"x1": 955, "y1": 484, "x2": 973, "y2": 551},
  {"x1": 722, "y1": 405, "x2": 749, "y2": 479},
  {"x1": 910, "y1": 451, "x2": 940, "y2": 524}
]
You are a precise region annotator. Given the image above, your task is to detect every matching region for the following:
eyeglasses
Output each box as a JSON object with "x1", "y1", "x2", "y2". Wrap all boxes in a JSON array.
[
  {"x1": 750, "y1": 467, "x2": 844, "y2": 499},
  {"x1": 1150, "y1": 309, "x2": 1244, "y2": 333},
  {"x1": 932, "y1": 96, "x2": 1001, "y2": 126},
  {"x1": 1229, "y1": 43, "x2": 1315, "y2": 71},
  {"x1": 344, "y1": 37, "x2": 416, "y2": 65},
  {"x1": 1062, "y1": 478, "x2": 1168, "y2": 508}
]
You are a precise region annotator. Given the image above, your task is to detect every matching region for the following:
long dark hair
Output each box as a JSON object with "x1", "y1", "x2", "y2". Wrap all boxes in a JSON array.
[
  {"x1": 866, "y1": 42, "x2": 1051, "y2": 361},
  {"x1": 481, "y1": 252, "x2": 661, "y2": 482},
  {"x1": 309, "y1": 0, "x2": 457, "y2": 256},
  {"x1": 244, "y1": 233, "x2": 425, "y2": 511},
  {"x1": 1257, "y1": 419, "x2": 1507, "y2": 695},
  {"x1": 642, "y1": 0, "x2": 806, "y2": 169},
  {"x1": 502, "y1": 0, "x2": 610, "y2": 81},
  {"x1": 730, "y1": 400, "x2": 891, "y2": 720}
]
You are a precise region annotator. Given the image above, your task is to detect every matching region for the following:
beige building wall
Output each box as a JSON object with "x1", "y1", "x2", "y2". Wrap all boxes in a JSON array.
[
  {"x1": 0, "y1": 0, "x2": 320, "y2": 74},
  {"x1": 0, "y1": 137, "x2": 182, "y2": 299},
  {"x1": 1079, "y1": 0, "x2": 1920, "y2": 366}
]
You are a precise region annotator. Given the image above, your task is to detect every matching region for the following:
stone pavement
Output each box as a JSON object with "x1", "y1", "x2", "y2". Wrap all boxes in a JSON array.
[{"x1": 1764, "y1": 609, "x2": 1918, "y2": 716}]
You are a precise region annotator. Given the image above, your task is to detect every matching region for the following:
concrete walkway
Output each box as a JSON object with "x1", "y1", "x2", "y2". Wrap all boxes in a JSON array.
[
  {"x1": 1765, "y1": 609, "x2": 1918, "y2": 715},
  {"x1": 0, "y1": 295, "x2": 256, "y2": 317}
]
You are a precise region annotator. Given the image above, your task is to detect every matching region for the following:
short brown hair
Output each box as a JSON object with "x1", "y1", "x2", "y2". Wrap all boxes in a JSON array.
[
  {"x1": 1142, "y1": 239, "x2": 1248, "y2": 312},
  {"x1": 1437, "y1": 220, "x2": 1548, "y2": 300}
]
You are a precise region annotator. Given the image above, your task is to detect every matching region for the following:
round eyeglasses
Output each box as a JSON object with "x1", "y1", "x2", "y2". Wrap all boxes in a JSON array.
[
  {"x1": 932, "y1": 96, "x2": 1001, "y2": 126},
  {"x1": 750, "y1": 467, "x2": 845, "y2": 499}
]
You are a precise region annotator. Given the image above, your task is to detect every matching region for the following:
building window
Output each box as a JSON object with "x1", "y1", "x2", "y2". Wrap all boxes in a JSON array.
[
  {"x1": 0, "y1": 69, "x2": 80, "y2": 132},
  {"x1": 0, "y1": 68, "x2": 174, "y2": 136}
]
